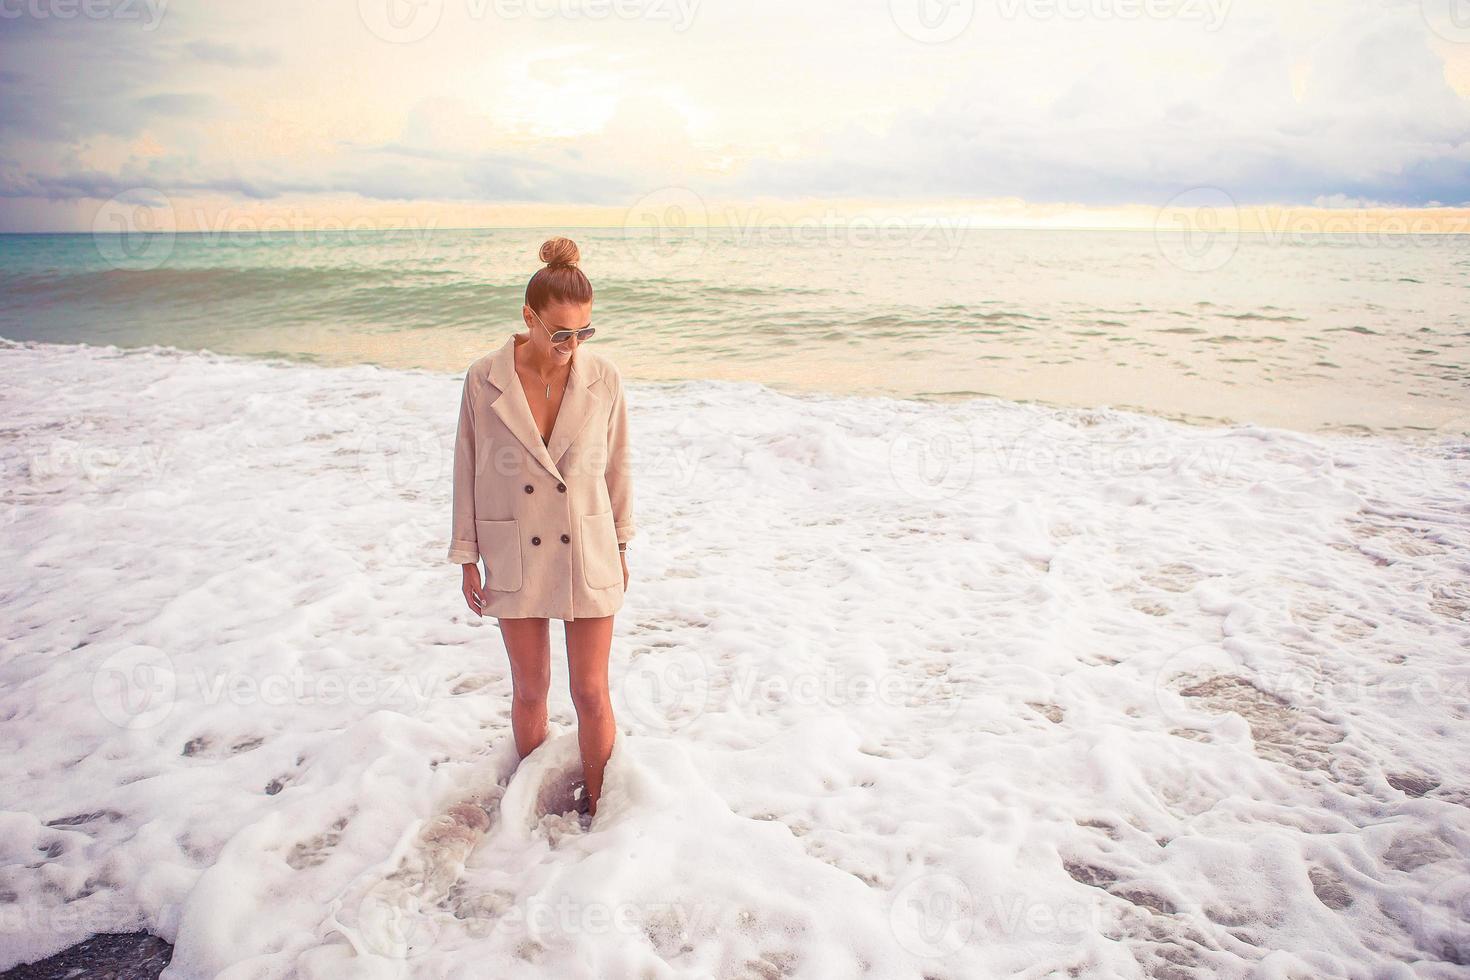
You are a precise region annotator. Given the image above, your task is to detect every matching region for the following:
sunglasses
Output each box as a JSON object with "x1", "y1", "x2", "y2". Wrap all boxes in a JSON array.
[{"x1": 531, "y1": 309, "x2": 596, "y2": 346}]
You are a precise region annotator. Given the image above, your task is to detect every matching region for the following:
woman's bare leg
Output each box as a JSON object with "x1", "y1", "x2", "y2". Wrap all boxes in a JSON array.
[
  {"x1": 497, "y1": 617, "x2": 551, "y2": 759},
  {"x1": 565, "y1": 615, "x2": 616, "y2": 815}
]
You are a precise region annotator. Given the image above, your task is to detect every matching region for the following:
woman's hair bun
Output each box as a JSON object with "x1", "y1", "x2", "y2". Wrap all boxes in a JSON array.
[
  {"x1": 526, "y1": 236, "x2": 592, "y2": 311},
  {"x1": 539, "y1": 237, "x2": 580, "y2": 269}
]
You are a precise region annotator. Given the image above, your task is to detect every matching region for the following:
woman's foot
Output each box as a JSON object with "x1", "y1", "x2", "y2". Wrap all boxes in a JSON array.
[{"x1": 571, "y1": 778, "x2": 591, "y2": 816}]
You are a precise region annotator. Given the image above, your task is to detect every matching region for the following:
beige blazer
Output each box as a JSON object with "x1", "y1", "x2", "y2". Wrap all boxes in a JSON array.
[{"x1": 447, "y1": 331, "x2": 635, "y2": 621}]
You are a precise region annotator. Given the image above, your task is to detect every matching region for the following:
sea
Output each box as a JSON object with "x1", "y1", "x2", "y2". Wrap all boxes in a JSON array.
[{"x1": 1, "y1": 226, "x2": 1465, "y2": 437}]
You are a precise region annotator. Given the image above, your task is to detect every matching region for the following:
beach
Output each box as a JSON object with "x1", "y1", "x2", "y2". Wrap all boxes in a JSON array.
[
  {"x1": 6, "y1": 0, "x2": 1470, "y2": 971},
  {"x1": 2, "y1": 337, "x2": 1467, "y2": 977}
]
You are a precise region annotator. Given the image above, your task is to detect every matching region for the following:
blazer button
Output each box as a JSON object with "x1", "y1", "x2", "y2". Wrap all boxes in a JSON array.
[
  {"x1": 524, "y1": 484, "x2": 534, "y2": 494},
  {"x1": 556, "y1": 482, "x2": 566, "y2": 492},
  {"x1": 560, "y1": 533, "x2": 570, "y2": 543},
  {"x1": 531, "y1": 535, "x2": 541, "y2": 546}
]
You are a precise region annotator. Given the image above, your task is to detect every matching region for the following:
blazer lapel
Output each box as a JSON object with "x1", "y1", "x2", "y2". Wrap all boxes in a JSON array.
[
  {"x1": 484, "y1": 333, "x2": 600, "y2": 482},
  {"x1": 546, "y1": 349, "x2": 597, "y2": 467}
]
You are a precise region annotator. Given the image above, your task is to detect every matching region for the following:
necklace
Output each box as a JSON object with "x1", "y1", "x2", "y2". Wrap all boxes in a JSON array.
[
  {"x1": 515, "y1": 339, "x2": 566, "y2": 400},
  {"x1": 534, "y1": 357, "x2": 570, "y2": 400},
  {"x1": 534, "y1": 371, "x2": 563, "y2": 399}
]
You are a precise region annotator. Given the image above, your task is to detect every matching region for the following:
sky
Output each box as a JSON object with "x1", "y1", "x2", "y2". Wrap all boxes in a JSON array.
[{"x1": 0, "y1": 0, "x2": 1468, "y2": 231}]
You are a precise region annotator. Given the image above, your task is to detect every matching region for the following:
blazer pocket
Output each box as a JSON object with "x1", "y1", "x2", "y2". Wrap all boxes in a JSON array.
[
  {"x1": 475, "y1": 518, "x2": 523, "y2": 592},
  {"x1": 580, "y1": 510, "x2": 622, "y2": 590}
]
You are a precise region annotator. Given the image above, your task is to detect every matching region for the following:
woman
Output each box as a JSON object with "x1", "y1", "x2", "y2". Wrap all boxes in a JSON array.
[{"x1": 447, "y1": 237, "x2": 634, "y2": 819}]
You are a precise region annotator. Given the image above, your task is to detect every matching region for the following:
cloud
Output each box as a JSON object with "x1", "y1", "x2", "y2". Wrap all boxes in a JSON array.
[
  {"x1": 0, "y1": 0, "x2": 1465, "y2": 229},
  {"x1": 132, "y1": 92, "x2": 216, "y2": 117},
  {"x1": 184, "y1": 40, "x2": 278, "y2": 68},
  {"x1": 0, "y1": 169, "x2": 324, "y2": 202},
  {"x1": 720, "y1": 7, "x2": 1470, "y2": 208}
]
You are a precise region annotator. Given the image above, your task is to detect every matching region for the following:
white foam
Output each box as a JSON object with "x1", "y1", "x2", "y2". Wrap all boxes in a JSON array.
[{"x1": 2, "y1": 340, "x2": 1467, "y2": 977}]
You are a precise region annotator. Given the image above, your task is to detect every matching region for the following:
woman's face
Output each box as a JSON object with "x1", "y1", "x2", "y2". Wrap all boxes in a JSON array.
[{"x1": 526, "y1": 299, "x2": 593, "y2": 363}]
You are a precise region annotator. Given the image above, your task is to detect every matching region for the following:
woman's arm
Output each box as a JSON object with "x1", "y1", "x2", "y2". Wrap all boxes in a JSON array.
[
  {"x1": 606, "y1": 366, "x2": 635, "y2": 548},
  {"x1": 447, "y1": 371, "x2": 480, "y2": 565}
]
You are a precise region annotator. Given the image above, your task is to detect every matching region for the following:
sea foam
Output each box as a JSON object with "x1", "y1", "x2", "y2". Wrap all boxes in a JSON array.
[{"x1": 1, "y1": 340, "x2": 1467, "y2": 977}]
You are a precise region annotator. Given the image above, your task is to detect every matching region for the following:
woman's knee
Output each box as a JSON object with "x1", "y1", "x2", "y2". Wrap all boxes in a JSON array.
[
  {"x1": 568, "y1": 681, "x2": 611, "y2": 715},
  {"x1": 511, "y1": 671, "x2": 550, "y2": 705},
  {"x1": 501, "y1": 618, "x2": 551, "y2": 700}
]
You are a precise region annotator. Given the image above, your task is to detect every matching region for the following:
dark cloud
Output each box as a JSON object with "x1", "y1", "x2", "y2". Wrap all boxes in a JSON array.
[
  {"x1": 338, "y1": 141, "x2": 638, "y2": 204},
  {"x1": 0, "y1": 144, "x2": 637, "y2": 208},
  {"x1": 0, "y1": 169, "x2": 329, "y2": 202},
  {"x1": 132, "y1": 92, "x2": 216, "y2": 116},
  {"x1": 0, "y1": 10, "x2": 188, "y2": 140},
  {"x1": 462, "y1": 155, "x2": 636, "y2": 204},
  {"x1": 184, "y1": 40, "x2": 278, "y2": 68},
  {"x1": 729, "y1": 125, "x2": 1470, "y2": 209}
]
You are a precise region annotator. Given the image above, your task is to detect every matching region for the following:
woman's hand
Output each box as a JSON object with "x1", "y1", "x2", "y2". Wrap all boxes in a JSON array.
[
  {"x1": 462, "y1": 562, "x2": 486, "y2": 616},
  {"x1": 620, "y1": 551, "x2": 629, "y2": 590}
]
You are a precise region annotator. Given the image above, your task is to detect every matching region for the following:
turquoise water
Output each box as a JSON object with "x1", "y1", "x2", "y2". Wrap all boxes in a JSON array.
[{"x1": 1, "y1": 227, "x2": 1466, "y2": 435}]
